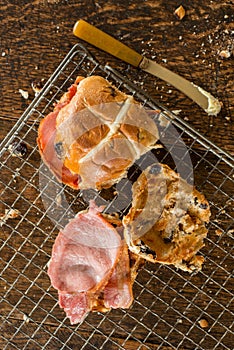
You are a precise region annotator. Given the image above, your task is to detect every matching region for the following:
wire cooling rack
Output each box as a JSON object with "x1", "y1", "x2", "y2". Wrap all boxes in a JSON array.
[{"x1": 0, "y1": 44, "x2": 233, "y2": 350}]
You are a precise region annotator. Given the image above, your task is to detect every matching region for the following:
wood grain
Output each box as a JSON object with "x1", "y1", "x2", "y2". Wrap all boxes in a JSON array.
[
  {"x1": 0, "y1": 0, "x2": 233, "y2": 153},
  {"x1": 0, "y1": 1, "x2": 233, "y2": 349}
]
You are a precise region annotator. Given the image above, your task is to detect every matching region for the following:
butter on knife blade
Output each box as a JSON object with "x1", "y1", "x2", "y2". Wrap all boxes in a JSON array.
[{"x1": 73, "y1": 20, "x2": 221, "y2": 116}]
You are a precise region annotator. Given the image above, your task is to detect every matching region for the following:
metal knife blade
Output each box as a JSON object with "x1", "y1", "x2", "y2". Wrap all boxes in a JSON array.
[{"x1": 73, "y1": 20, "x2": 221, "y2": 116}]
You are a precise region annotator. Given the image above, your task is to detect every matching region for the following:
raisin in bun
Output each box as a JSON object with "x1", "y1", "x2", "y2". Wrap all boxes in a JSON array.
[
  {"x1": 123, "y1": 163, "x2": 211, "y2": 272},
  {"x1": 38, "y1": 76, "x2": 159, "y2": 190}
]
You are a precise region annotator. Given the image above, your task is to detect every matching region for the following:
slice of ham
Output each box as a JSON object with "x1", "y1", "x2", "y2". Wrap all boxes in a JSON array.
[
  {"x1": 59, "y1": 292, "x2": 89, "y2": 325},
  {"x1": 37, "y1": 109, "x2": 79, "y2": 189},
  {"x1": 103, "y1": 243, "x2": 133, "y2": 309},
  {"x1": 56, "y1": 243, "x2": 134, "y2": 324},
  {"x1": 37, "y1": 81, "x2": 81, "y2": 189},
  {"x1": 48, "y1": 201, "x2": 133, "y2": 324}
]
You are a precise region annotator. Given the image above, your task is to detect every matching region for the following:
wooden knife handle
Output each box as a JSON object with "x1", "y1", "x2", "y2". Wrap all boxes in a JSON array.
[{"x1": 73, "y1": 20, "x2": 143, "y2": 67}]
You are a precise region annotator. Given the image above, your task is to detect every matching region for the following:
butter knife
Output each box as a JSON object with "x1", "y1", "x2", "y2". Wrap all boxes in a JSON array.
[{"x1": 73, "y1": 20, "x2": 221, "y2": 116}]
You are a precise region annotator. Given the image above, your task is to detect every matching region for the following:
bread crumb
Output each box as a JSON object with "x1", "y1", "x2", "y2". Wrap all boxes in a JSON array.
[
  {"x1": 19, "y1": 89, "x2": 29, "y2": 99},
  {"x1": 219, "y1": 49, "x2": 232, "y2": 59},
  {"x1": 23, "y1": 314, "x2": 30, "y2": 323},
  {"x1": 215, "y1": 229, "x2": 222, "y2": 236},
  {"x1": 8, "y1": 141, "x2": 28, "y2": 157},
  {"x1": 0, "y1": 209, "x2": 20, "y2": 227},
  {"x1": 172, "y1": 109, "x2": 182, "y2": 115},
  {"x1": 31, "y1": 79, "x2": 45, "y2": 96},
  {"x1": 174, "y1": 5, "x2": 186, "y2": 20},
  {"x1": 56, "y1": 194, "x2": 62, "y2": 206},
  {"x1": 158, "y1": 114, "x2": 170, "y2": 127},
  {"x1": 199, "y1": 319, "x2": 209, "y2": 328}
]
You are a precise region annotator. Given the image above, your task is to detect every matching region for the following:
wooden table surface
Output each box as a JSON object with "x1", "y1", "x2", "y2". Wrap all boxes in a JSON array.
[
  {"x1": 1, "y1": 0, "x2": 233, "y2": 154},
  {"x1": 1, "y1": 1, "x2": 233, "y2": 350}
]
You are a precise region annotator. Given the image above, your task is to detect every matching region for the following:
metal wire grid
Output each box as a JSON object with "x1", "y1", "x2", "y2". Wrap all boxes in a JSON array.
[{"x1": 0, "y1": 44, "x2": 233, "y2": 350}]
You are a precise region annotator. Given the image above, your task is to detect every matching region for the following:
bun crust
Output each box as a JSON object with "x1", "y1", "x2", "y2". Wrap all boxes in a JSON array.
[
  {"x1": 123, "y1": 163, "x2": 211, "y2": 272},
  {"x1": 38, "y1": 76, "x2": 159, "y2": 190}
]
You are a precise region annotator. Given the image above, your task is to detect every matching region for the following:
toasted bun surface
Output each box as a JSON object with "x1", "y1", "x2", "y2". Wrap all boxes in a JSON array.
[
  {"x1": 38, "y1": 76, "x2": 159, "y2": 190},
  {"x1": 123, "y1": 163, "x2": 211, "y2": 272}
]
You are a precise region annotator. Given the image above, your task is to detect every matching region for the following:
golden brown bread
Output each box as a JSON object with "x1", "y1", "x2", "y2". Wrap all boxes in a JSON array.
[
  {"x1": 123, "y1": 163, "x2": 211, "y2": 272},
  {"x1": 53, "y1": 76, "x2": 159, "y2": 189}
]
